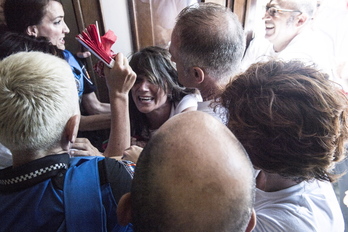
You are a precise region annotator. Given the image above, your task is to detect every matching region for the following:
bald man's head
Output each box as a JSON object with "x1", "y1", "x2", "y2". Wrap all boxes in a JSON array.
[{"x1": 131, "y1": 111, "x2": 255, "y2": 232}]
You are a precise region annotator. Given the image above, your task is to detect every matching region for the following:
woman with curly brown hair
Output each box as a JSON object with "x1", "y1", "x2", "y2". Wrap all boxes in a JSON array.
[{"x1": 219, "y1": 60, "x2": 348, "y2": 232}]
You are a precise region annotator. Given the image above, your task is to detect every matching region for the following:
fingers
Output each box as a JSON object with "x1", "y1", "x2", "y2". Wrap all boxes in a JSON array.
[
  {"x1": 123, "y1": 56, "x2": 128, "y2": 66},
  {"x1": 114, "y1": 52, "x2": 124, "y2": 65},
  {"x1": 71, "y1": 138, "x2": 91, "y2": 150},
  {"x1": 104, "y1": 52, "x2": 136, "y2": 95},
  {"x1": 69, "y1": 149, "x2": 91, "y2": 157},
  {"x1": 76, "y1": 51, "x2": 91, "y2": 58},
  {"x1": 69, "y1": 138, "x2": 102, "y2": 157}
]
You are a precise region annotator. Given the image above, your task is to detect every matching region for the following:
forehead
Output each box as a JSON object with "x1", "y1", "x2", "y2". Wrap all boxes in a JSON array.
[
  {"x1": 169, "y1": 28, "x2": 180, "y2": 55},
  {"x1": 44, "y1": 1, "x2": 64, "y2": 18},
  {"x1": 136, "y1": 74, "x2": 148, "y2": 79},
  {"x1": 268, "y1": 0, "x2": 287, "y2": 7}
]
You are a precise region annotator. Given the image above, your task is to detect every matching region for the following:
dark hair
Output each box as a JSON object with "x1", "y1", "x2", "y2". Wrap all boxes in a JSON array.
[
  {"x1": 0, "y1": 31, "x2": 64, "y2": 60},
  {"x1": 175, "y1": 3, "x2": 246, "y2": 82},
  {"x1": 3, "y1": 0, "x2": 61, "y2": 33},
  {"x1": 219, "y1": 60, "x2": 348, "y2": 182},
  {"x1": 129, "y1": 46, "x2": 195, "y2": 140}
]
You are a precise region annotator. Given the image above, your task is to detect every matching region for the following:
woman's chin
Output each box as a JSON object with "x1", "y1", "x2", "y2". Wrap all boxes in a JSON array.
[{"x1": 56, "y1": 43, "x2": 65, "y2": 50}]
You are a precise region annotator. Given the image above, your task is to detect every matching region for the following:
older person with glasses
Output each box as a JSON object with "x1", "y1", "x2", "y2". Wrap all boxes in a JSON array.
[{"x1": 241, "y1": 0, "x2": 341, "y2": 87}]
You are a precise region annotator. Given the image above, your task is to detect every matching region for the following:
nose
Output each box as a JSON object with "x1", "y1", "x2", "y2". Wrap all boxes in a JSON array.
[
  {"x1": 137, "y1": 79, "x2": 150, "y2": 91},
  {"x1": 63, "y1": 21, "x2": 70, "y2": 34},
  {"x1": 262, "y1": 12, "x2": 272, "y2": 20}
]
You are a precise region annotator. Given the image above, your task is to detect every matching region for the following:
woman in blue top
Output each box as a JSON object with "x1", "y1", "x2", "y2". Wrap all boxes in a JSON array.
[{"x1": 2, "y1": 0, "x2": 112, "y2": 134}]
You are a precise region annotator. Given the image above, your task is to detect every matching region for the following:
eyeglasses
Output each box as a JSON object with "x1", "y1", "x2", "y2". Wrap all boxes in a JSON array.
[{"x1": 265, "y1": 5, "x2": 302, "y2": 17}]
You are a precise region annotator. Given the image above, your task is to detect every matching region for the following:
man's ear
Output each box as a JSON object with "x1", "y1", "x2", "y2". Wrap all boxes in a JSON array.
[
  {"x1": 189, "y1": 66, "x2": 205, "y2": 85},
  {"x1": 245, "y1": 209, "x2": 256, "y2": 232},
  {"x1": 296, "y1": 14, "x2": 308, "y2": 27},
  {"x1": 62, "y1": 114, "x2": 80, "y2": 151},
  {"x1": 117, "y1": 193, "x2": 132, "y2": 226},
  {"x1": 26, "y1": 25, "x2": 39, "y2": 37}
]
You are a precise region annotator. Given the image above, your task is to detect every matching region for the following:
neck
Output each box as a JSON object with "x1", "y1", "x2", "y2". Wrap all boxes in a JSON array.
[
  {"x1": 199, "y1": 78, "x2": 223, "y2": 101},
  {"x1": 256, "y1": 170, "x2": 299, "y2": 192},
  {"x1": 12, "y1": 147, "x2": 67, "y2": 168},
  {"x1": 273, "y1": 26, "x2": 308, "y2": 52},
  {"x1": 146, "y1": 100, "x2": 172, "y2": 130}
]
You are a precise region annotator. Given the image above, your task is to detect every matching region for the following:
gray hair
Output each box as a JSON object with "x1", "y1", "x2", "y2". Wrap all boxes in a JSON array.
[{"x1": 174, "y1": 3, "x2": 246, "y2": 82}]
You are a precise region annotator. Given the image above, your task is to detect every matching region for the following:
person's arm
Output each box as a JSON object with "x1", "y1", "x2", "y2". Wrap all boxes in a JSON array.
[
  {"x1": 81, "y1": 92, "x2": 111, "y2": 115},
  {"x1": 103, "y1": 53, "x2": 136, "y2": 158},
  {"x1": 79, "y1": 114, "x2": 111, "y2": 131},
  {"x1": 121, "y1": 145, "x2": 143, "y2": 163}
]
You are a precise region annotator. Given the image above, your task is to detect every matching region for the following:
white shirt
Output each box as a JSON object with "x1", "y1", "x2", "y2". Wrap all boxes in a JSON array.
[
  {"x1": 242, "y1": 29, "x2": 337, "y2": 83},
  {"x1": 254, "y1": 180, "x2": 344, "y2": 232},
  {"x1": 197, "y1": 100, "x2": 227, "y2": 124}
]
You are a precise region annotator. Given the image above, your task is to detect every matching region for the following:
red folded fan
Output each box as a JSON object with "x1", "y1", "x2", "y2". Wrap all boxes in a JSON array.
[{"x1": 76, "y1": 23, "x2": 117, "y2": 68}]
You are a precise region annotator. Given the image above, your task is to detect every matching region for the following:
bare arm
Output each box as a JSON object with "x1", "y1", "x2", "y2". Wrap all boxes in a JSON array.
[
  {"x1": 103, "y1": 53, "x2": 136, "y2": 157},
  {"x1": 79, "y1": 114, "x2": 111, "y2": 131},
  {"x1": 121, "y1": 145, "x2": 143, "y2": 163},
  {"x1": 82, "y1": 92, "x2": 111, "y2": 115}
]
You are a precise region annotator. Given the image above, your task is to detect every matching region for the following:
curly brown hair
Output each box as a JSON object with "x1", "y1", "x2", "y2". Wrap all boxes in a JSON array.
[{"x1": 219, "y1": 60, "x2": 348, "y2": 182}]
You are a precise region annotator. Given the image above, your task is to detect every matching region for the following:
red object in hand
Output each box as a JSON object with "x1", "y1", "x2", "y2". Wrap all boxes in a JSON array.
[{"x1": 76, "y1": 23, "x2": 117, "y2": 68}]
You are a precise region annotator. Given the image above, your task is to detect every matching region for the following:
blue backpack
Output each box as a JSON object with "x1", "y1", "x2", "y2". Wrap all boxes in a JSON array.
[{"x1": 64, "y1": 156, "x2": 133, "y2": 232}]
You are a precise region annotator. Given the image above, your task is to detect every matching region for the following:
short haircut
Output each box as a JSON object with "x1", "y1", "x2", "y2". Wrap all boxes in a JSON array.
[
  {"x1": 278, "y1": 0, "x2": 317, "y2": 18},
  {"x1": 174, "y1": 3, "x2": 246, "y2": 82},
  {"x1": 0, "y1": 51, "x2": 79, "y2": 154},
  {"x1": 220, "y1": 60, "x2": 348, "y2": 182},
  {"x1": 131, "y1": 111, "x2": 255, "y2": 232},
  {"x1": 3, "y1": 0, "x2": 61, "y2": 33}
]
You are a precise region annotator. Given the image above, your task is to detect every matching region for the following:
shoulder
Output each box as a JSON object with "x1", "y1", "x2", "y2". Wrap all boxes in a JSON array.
[
  {"x1": 62, "y1": 50, "x2": 82, "y2": 68},
  {"x1": 254, "y1": 181, "x2": 344, "y2": 232},
  {"x1": 254, "y1": 186, "x2": 316, "y2": 232},
  {"x1": 68, "y1": 157, "x2": 133, "y2": 204},
  {"x1": 172, "y1": 93, "x2": 200, "y2": 115},
  {"x1": 101, "y1": 157, "x2": 134, "y2": 180},
  {"x1": 197, "y1": 100, "x2": 227, "y2": 124},
  {"x1": 100, "y1": 158, "x2": 134, "y2": 203},
  {"x1": 242, "y1": 36, "x2": 273, "y2": 71}
]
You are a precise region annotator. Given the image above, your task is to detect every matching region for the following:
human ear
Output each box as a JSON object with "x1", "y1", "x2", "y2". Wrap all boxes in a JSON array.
[
  {"x1": 245, "y1": 209, "x2": 256, "y2": 232},
  {"x1": 62, "y1": 114, "x2": 80, "y2": 151},
  {"x1": 189, "y1": 66, "x2": 205, "y2": 84},
  {"x1": 26, "y1": 25, "x2": 39, "y2": 37},
  {"x1": 117, "y1": 193, "x2": 132, "y2": 226},
  {"x1": 296, "y1": 14, "x2": 308, "y2": 27}
]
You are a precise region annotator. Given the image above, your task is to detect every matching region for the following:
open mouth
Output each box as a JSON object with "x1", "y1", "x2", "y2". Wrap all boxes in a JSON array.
[
  {"x1": 138, "y1": 96, "x2": 154, "y2": 102},
  {"x1": 265, "y1": 24, "x2": 274, "y2": 30}
]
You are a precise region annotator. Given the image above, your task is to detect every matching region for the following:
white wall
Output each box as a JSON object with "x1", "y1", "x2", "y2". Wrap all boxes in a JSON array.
[{"x1": 99, "y1": 0, "x2": 133, "y2": 57}]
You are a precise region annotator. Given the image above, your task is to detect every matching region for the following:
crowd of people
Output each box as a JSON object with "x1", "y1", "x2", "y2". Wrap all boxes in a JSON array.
[{"x1": 0, "y1": 0, "x2": 347, "y2": 231}]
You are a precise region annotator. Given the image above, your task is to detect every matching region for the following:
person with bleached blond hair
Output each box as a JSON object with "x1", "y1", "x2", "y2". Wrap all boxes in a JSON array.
[{"x1": 0, "y1": 51, "x2": 133, "y2": 232}]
